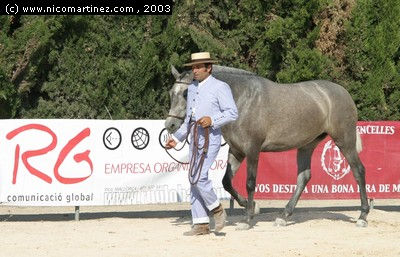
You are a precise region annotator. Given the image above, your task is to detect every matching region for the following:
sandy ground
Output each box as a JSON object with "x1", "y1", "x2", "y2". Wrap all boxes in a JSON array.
[{"x1": 1, "y1": 199, "x2": 400, "y2": 257}]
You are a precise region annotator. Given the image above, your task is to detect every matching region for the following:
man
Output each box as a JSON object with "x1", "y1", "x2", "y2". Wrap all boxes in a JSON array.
[{"x1": 166, "y1": 52, "x2": 238, "y2": 235}]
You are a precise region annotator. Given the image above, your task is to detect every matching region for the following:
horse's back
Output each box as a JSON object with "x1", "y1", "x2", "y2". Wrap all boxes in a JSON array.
[
  {"x1": 213, "y1": 66, "x2": 358, "y2": 152},
  {"x1": 264, "y1": 79, "x2": 358, "y2": 140},
  {"x1": 301, "y1": 80, "x2": 358, "y2": 123}
]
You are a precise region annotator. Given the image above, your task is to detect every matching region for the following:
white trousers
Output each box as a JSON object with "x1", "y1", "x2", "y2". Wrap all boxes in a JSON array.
[{"x1": 189, "y1": 144, "x2": 220, "y2": 224}]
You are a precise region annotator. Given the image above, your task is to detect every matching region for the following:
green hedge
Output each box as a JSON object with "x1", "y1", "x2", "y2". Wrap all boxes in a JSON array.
[{"x1": 0, "y1": 0, "x2": 399, "y2": 120}]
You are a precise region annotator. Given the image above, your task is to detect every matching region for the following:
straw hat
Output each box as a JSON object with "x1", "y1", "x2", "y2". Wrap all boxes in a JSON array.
[{"x1": 183, "y1": 52, "x2": 218, "y2": 66}]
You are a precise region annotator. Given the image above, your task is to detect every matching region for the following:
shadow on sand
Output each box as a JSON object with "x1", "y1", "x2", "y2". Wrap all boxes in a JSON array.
[{"x1": 2, "y1": 205, "x2": 398, "y2": 226}]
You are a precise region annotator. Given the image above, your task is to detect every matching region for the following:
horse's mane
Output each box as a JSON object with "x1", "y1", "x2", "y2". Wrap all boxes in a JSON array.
[
  {"x1": 212, "y1": 65, "x2": 272, "y2": 86},
  {"x1": 212, "y1": 65, "x2": 257, "y2": 77}
]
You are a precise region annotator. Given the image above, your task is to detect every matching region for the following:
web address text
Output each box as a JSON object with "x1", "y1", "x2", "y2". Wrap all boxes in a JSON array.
[{"x1": 4, "y1": 4, "x2": 173, "y2": 15}]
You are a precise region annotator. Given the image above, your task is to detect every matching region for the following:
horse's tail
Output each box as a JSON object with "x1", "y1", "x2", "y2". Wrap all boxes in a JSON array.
[{"x1": 356, "y1": 131, "x2": 362, "y2": 153}]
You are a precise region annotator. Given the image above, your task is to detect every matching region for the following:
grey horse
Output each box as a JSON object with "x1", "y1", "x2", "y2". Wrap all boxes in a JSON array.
[{"x1": 165, "y1": 65, "x2": 369, "y2": 229}]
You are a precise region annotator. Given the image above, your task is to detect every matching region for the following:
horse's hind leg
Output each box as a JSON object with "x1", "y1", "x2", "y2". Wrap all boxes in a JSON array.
[
  {"x1": 222, "y1": 151, "x2": 247, "y2": 208},
  {"x1": 334, "y1": 137, "x2": 369, "y2": 227},
  {"x1": 275, "y1": 136, "x2": 325, "y2": 226}
]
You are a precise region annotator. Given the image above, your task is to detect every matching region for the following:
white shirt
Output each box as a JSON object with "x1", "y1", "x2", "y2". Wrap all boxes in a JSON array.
[
  {"x1": 193, "y1": 75, "x2": 212, "y2": 116},
  {"x1": 198, "y1": 74, "x2": 212, "y2": 88}
]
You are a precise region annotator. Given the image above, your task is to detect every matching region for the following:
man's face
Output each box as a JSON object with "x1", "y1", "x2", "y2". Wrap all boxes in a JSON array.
[{"x1": 192, "y1": 63, "x2": 211, "y2": 82}]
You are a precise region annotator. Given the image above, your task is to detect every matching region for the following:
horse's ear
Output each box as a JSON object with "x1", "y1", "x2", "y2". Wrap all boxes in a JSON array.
[{"x1": 171, "y1": 65, "x2": 180, "y2": 80}]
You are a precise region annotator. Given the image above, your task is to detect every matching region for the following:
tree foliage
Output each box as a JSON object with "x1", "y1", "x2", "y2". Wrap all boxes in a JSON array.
[
  {"x1": 344, "y1": 0, "x2": 400, "y2": 120},
  {"x1": 0, "y1": 0, "x2": 399, "y2": 120}
]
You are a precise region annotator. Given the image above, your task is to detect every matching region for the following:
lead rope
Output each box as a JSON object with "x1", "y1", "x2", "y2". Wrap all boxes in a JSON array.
[
  {"x1": 188, "y1": 121, "x2": 209, "y2": 185},
  {"x1": 164, "y1": 120, "x2": 209, "y2": 185}
]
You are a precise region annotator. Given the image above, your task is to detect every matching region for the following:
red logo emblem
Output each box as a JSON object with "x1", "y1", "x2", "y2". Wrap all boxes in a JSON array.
[
  {"x1": 6, "y1": 124, "x2": 93, "y2": 184},
  {"x1": 321, "y1": 140, "x2": 351, "y2": 180}
]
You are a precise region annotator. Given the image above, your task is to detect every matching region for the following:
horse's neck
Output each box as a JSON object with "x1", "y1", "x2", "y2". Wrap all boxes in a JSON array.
[{"x1": 213, "y1": 71, "x2": 274, "y2": 91}]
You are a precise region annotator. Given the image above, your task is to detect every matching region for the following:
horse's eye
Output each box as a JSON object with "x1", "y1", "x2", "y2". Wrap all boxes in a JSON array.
[{"x1": 183, "y1": 89, "x2": 188, "y2": 99}]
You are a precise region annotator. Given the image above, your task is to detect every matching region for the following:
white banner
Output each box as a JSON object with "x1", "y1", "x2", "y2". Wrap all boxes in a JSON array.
[{"x1": 0, "y1": 119, "x2": 230, "y2": 206}]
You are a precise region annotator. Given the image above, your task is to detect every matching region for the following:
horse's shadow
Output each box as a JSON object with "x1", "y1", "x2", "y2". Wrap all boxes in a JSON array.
[
  {"x1": 228, "y1": 206, "x2": 358, "y2": 228},
  {"x1": 170, "y1": 206, "x2": 360, "y2": 230}
]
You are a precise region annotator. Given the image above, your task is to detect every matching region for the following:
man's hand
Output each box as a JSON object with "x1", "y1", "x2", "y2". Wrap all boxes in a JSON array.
[
  {"x1": 165, "y1": 137, "x2": 177, "y2": 149},
  {"x1": 198, "y1": 116, "x2": 212, "y2": 128}
]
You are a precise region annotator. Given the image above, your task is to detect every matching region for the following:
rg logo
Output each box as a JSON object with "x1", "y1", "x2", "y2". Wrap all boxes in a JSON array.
[{"x1": 6, "y1": 124, "x2": 93, "y2": 184}]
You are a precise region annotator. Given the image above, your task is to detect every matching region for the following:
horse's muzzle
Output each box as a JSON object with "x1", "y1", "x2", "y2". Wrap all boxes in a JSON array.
[{"x1": 164, "y1": 116, "x2": 183, "y2": 134}]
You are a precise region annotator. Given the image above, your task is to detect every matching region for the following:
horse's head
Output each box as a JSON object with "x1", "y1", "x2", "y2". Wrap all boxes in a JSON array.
[{"x1": 165, "y1": 65, "x2": 193, "y2": 134}]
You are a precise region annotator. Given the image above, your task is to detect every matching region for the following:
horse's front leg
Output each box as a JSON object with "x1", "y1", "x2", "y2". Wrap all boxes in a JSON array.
[{"x1": 236, "y1": 152, "x2": 259, "y2": 230}]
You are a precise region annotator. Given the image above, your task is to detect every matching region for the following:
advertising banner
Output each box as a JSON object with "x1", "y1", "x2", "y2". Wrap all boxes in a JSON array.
[
  {"x1": 1, "y1": 120, "x2": 399, "y2": 206},
  {"x1": 0, "y1": 120, "x2": 230, "y2": 206}
]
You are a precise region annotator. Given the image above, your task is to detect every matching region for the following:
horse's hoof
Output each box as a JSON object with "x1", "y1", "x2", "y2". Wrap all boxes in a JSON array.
[
  {"x1": 356, "y1": 219, "x2": 368, "y2": 228},
  {"x1": 254, "y1": 202, "x2": 260, "y2": 215},
  {"x1": 274, "y1": 218, "x2": 287, "y2": 227},
  {"x1": 235, "y1": 222, "x2": 251, "y2": 230}
]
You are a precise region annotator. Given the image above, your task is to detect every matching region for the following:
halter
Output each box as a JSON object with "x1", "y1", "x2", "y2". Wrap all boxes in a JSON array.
[{"x1": 175, "y1": 80, "x2": 192, "y2": 85}]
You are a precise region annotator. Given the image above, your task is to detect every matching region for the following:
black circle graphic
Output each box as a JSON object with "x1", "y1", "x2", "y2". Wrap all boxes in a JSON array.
[
  {"x1": 159, "y1": 128, "x2": 169, "y2": 148},
  {"x1": 131, "y1": 127, "x2": 150, "y2": 150},
  {"x1": 103, "y1": 127, "x2": 122, "y2": 150}
]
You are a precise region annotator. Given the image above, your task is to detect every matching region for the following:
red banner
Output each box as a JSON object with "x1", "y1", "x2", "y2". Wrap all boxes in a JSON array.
[{"x1": 232, "y1": 121, "x2": 400, "y2": 199}]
